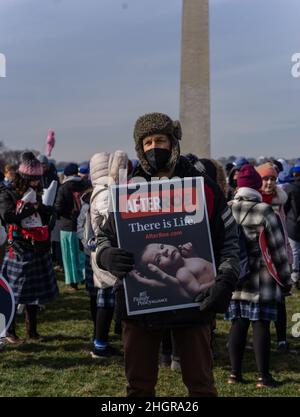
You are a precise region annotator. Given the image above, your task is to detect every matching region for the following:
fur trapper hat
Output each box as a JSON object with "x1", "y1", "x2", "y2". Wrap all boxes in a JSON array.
[{"x1": 133, "y1": 112, "x2": 182, "y2": 175}]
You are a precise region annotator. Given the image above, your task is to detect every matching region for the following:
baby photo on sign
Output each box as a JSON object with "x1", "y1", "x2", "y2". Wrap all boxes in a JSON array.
[{"x1": 131, "y1": 242, "x2": 215, "y2": 300}]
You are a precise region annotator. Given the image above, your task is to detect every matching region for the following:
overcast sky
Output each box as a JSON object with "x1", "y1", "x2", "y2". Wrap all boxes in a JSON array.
[{"x1": 0, "y1": 0, "x2": 300, "y2": 162}]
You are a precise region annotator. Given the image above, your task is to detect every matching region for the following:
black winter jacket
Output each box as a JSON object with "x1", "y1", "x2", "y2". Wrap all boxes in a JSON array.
[
  {"x1": 41, "y1": 163, "x2": 59, "y2": 189},
  {"x1": 284, "y1": 177, "x2": 300, "y2": 241},
  {"x1": 55, "y1": 177, "x2": 89, "y2": 231},
  {"x1": 96, "y1": 156, "x2": 240, "y2": 328}
]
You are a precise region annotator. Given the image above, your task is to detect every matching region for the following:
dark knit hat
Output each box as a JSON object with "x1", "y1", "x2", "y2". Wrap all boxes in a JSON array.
[
  {"x1": 272, "y1": 159, "x2": 283, "y2": 173},
  {"x1": 237, "y1": 164, "x2": 262, "y2": 190},
  {"x1": 79, "y1": 163, "x2": 89, "y2": 175},
  {"x1": 133, "y1": 112, "x2": 182, "y2": 174},
  {"x1": 37, "y1": 154, "x2": 49, "y2": 165},
  {"x1": 225, "y1": 162, "x2": 234, "y2": 175},
  {"x1": 234, "y1": 157, "x2": 249, "y2": 169},
  {"x1": 18, "y1": 152, "x2": 43, "y2": 180},
  {"x1": 292, "y1": 165, "x2": 300, "y2": 174},
  {"x1": 64, "y1": 163, "x2": 78, "y2": 177}
]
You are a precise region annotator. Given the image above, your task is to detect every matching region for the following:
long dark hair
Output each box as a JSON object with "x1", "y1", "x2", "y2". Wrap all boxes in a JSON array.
[{"x1": 11, "y1": 173, "x2": 43, "y2": 197}]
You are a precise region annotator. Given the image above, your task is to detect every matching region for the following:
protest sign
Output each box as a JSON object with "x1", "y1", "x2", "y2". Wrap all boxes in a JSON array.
[{"x1": 111, "y1": 177, "x2": 216, "y2": 315}]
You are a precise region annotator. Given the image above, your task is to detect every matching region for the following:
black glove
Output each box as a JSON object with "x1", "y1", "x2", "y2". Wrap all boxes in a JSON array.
[
  {"x1": 37, "y1": 205, "x2": 57, "y2": 231},
  {"x1": 18, "y1": 205, "x2": 37, "y2": 220},
  {"x1": 195, "y1": 274, "x2": 234, "y2": 314},
  {"x1": 97, "y1": 247, "x2": 134, "y2": 278},
  {"x1": 37, "y1": 204, "x2": 55, "y2": 216}
]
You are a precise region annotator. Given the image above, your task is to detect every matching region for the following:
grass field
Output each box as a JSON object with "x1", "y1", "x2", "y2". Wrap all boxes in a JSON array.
[{"x1": 1, "y1": 273, "x2": 300, "y2": 397}]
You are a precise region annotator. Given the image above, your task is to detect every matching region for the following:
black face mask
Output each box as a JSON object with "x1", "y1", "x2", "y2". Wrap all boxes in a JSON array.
[{"x1": 144, "y1": 148, "x2": 171, "y2": 172}]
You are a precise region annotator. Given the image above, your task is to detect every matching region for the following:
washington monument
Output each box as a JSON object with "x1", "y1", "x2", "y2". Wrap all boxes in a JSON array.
[{"x1": 180, "y1": 0, "x2": 210, "y2": 158}]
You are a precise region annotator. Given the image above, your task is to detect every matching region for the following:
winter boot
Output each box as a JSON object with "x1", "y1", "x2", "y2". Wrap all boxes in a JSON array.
[{"x1": 25, "y1": 305, "x2": 41, "y2": 340}]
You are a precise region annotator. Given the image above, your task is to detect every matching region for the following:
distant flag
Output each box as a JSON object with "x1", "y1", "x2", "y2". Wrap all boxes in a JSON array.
[{"x1": 45, "y1": 129, "x2": 55, "y2": 157}]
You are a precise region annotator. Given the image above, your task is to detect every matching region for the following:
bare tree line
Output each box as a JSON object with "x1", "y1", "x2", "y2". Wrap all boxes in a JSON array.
[{"x1": 0, "y1": 141, "x2": 41, "y2": 170}]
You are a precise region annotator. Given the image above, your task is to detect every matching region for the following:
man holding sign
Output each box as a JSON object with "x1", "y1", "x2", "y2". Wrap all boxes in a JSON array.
[{"x1": 96, "y1": 112, "x2": 240, "y2": 397}]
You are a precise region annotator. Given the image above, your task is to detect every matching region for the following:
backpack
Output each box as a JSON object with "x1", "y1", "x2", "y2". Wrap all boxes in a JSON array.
[
  {"x1": 72, "y1": 191, "x2": 82, "y2": 213},
  {"x1": 70, "y1": 190, "x2": 83, "y2": 227}
]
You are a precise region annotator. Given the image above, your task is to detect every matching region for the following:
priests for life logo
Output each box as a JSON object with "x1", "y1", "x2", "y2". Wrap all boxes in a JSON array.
[
  {"x1": 0, "y1": 276, "x2": 15, "y2": 338},
  {"x1": 0, "y1": 53, "x2": 6, "y2": 78}
]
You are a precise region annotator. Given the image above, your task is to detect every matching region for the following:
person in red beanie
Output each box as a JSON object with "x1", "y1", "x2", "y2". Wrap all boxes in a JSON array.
[
  {"x1": 225, "y1": 164, "x2": 291, "y2": 388},
  {"x1": 256, "y1": 163, "x2": 293, "y2": 354}
]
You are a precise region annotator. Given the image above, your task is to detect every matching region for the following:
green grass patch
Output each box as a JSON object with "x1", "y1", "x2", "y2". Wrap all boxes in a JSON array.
[{"x1": 1, "y1": 274, "x2": 300, "y2": 397}]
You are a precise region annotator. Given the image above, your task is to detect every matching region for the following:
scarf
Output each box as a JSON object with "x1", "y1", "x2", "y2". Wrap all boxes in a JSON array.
[{"x1": 260, "y1": 191, "x2": 274, "y2": 205}]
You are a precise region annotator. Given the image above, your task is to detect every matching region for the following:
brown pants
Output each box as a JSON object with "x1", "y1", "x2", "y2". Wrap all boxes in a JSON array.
[{"x1": 123, "y1": 321, "x2": 217, "y2": 397}]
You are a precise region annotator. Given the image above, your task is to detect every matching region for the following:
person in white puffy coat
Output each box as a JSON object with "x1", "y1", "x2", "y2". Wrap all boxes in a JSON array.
[
  {"x1": 88, "y1": 151, "x2": 128, "y2": 358},
  {"x1": 90, "y1": 151, "x2": 128, "y2": 236}
]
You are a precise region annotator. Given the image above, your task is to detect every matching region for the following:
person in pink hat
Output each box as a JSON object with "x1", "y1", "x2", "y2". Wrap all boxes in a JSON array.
[
  {"x1": 256, "y1": 162, "x2": 293, "y2": 354},
  {"x1": 0, "y1": 152, "x2": 58, "y2": 343}
]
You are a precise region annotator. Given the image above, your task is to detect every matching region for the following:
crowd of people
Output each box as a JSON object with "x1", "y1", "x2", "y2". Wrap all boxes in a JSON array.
[{"x1": 0, "y1": 112, "x2": 300, "y2": 397}]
